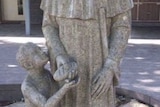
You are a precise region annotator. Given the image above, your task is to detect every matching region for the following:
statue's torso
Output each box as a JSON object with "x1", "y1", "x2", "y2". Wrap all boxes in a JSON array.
[
  {"x1": 51, "y1": 17, "x2": 113, "y2": 107},
  {"x1": 41, "y1": 0, "x2": 133, "y2": 19},
  {"x1": 41, "y1": 0, "x2": 133, "y2": 107}
]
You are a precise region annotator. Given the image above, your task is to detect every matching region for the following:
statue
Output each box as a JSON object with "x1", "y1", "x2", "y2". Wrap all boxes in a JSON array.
[
  {"x1": 16, "y1": 42, "x2": 79, "y2": 107},
  {"x1": 40, "y1": 0, "x2": 133, "y2": 107}
]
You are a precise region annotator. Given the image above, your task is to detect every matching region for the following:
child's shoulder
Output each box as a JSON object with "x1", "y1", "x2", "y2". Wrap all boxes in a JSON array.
[
  {"x1": 21, "y1": 76, "x2": 35, "y2": 90},
  {"x1": 21, "y1": 78, "x2": 32, "y2": 94}
]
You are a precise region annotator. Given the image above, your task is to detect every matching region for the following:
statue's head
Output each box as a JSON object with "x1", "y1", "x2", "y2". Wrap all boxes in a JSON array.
[{"x1": 16, "y1": 42, "x2": 48, "y2": 70}]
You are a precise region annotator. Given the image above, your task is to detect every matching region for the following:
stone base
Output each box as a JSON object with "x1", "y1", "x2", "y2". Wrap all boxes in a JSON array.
[
  {"x1": 120, "y1": 100, "x2": 149, "y2": 107},
  {"x1": 116, "y1": 87, "x2": 160, "y2": 106},
  {"x1": 4, "y1": 102, "x2": 25, "y2": 107},
  {"x1": 5, "y1": 100, "x2": 149, "y2": 107}
]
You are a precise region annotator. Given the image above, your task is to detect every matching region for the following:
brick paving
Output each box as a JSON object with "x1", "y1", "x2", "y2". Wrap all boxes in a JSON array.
[
  {"x1": 0, "y1": 24, "x2": 43, "y2": 37},
  {"x1": 119, "y1": 27, "x2": 160, "y2": 101},
  {"x1": 0, "y1": 24, "x2": 160, "y2": 103}
]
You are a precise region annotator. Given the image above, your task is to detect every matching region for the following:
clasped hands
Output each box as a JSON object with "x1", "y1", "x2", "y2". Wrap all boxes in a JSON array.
[
  {"x1": 54, "y1": 54, "x2": 79, "y2": 88},
  {"x1": 54, "y1": 54, "x2": 119, "y2": 99}
]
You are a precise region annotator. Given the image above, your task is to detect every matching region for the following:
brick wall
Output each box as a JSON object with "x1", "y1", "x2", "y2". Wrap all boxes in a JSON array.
[{"x1": 30, "y1": 0, "x2": 43, "y2": 24}]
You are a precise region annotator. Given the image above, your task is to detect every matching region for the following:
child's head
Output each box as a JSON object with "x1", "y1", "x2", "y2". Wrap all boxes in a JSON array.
[{"x1": 16, "y1": 42, "x2": 48, "y2": 70}]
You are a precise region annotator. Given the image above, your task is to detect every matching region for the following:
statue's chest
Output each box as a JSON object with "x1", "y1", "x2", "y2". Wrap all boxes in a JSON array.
[{"x1": 34, "y1": 77, "x2": 52, "y2": 98}]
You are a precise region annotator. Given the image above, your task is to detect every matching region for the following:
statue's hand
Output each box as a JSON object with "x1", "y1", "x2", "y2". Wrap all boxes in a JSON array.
[
  {"x1": 54, "y1": 54, "x2": 78, "y2": 81},
  {"x1": 91, "y1": 58, "x2": 118, "y2": 100},
  {"x1": 54, "y1": 62, "x2": 78, "y2": 81},
  {"x1": 56, "y1": 54, "x2": 71, "y2": 68},
  {"x1": 91, "y1": 67, "x2": 113, "y2": 100},
  {"x1": 63, "y1": 76, "x2": 80, "y2": 90}
]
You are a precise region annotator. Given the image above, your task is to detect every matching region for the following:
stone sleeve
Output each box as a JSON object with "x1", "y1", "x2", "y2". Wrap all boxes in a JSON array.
[
  {"x1": 42, "y1": 12, "x2": 67, "y2": 58},
  {"x1": 108, "y1": 10, "x2": 131, "y2": 64},
  {"x1": 106, "y1": 10, "x2": 131, "y2": 85}
]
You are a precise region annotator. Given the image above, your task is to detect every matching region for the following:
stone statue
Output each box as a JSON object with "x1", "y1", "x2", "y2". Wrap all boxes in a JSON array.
[
  {"x1": 16, "y1": 42, "x2": 79, "y2": 107},
  {"x1": 40, "y1": 0, "x2": 133, "y2": 107}
]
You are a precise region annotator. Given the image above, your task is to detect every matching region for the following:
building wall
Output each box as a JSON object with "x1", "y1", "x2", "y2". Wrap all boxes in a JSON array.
[
  {"x1": 31, "y1": 0, "x2": 160, "y2": 24},
  {"x1": 132, "y1": 0, "x2": 160, "y2": 23},
  {"x1": 0, "y1": 0, "x2": 160, "y2": 24},
  {"x1": 30, "y1": 0, "x2": 43, "y2": 24},
  {"x1": 0, "y1": 0, "x2": 2, "y2": 23},
  {"x1": 0, "y1": 0, "x2": 43, "y2": 24}
]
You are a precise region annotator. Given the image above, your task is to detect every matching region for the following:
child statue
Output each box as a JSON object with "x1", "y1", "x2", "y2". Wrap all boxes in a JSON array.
[{"x1": 16, "y1": 42, "x2": 79, "y2": 107}]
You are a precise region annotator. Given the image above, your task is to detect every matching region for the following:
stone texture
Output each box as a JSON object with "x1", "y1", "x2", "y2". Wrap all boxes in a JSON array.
[
  {"x1": 41, "y1": 0, "x2": 133, "y2": 107},
  {"x1": 17, "y1": 43, "x2": 78, "y2": 107},
  {"x1": 40, "y1": 0, "x2": 133, "y2": 19},
  {"x1": 4, "y1": 102, "x2": 25, "y2": 107},
  {"x1": 120, "y1": 100, "x2": 149, "y2": 107},
  {"x1": 1, "y1": 25, "x2": 160, "y2": 107}
]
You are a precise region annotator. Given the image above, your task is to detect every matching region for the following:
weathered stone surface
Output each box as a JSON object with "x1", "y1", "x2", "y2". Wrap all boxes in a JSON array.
[
  {"x1": 40, "y1": 0, "x2": 133, "y2": 19},
  {"x1": 120, "y1": 100, "x2": 149, "y2": 107},
  {"x1": 4, "y1": 102, "x2": 25, "y2": 107},
  {"x1": 16, "y1": 0, "x2": 133, "y2": 106},
  {"x1": 17, "y1": 43, "x2": 78, "y2": 107},
  {"x1": 41, "y1": 0, "x2": 133, "y2": 106}
]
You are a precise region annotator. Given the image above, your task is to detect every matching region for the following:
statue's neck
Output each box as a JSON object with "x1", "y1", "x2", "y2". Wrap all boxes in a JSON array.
[{"x1": 28, "y1": 67, "x2": 45, "y2": 78}]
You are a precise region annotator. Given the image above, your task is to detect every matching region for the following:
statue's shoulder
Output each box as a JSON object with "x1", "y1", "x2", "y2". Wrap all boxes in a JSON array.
[
  {"x1": 40, "y1": 0, "x2": 134, "y2": 19},
  {"x1": 21, "y1": 75, "x2": 35, "y2": 92},
  {"x1": 120, "y1": 0, "x2": 134, "y2": 8},
  {"x1": 21, "y1": 78, "x2": 31, "y2": 95},
  {"x1": 106, "y1": 0, "x2": 133, "y2": 17},
  {"x1": 40, "y1": 0, "x2": 51, "y2": 10}
]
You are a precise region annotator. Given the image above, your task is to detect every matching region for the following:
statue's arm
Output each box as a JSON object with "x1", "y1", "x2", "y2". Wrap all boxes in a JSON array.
[
  {"x1": 22, "y1": 81, "x2": 68, "y2": 107},
  {"x1": 21, "y1": 82, "x2": 47, "y2": 107},
  {"x1": 91, "y1": 10, "x2": 131, "y2": 99},
  {"x1": 42, "y1": 12, "x2": 77, "y2": 75},
  {"x1": 105, "y1": 10, "x2": 131, "y2": 83},
  {"x1": 45, "y1": 84, "x2": 70, "y2": 107},
  {"x1": 107, "y1": 10, "x2": 131, "y2": 65},
  {"x1": 42, "y1": 12, "x2": 67, "y2": 58},
  {"x1": 45, "y1": 80, "x2": 79, "y2": 107}
]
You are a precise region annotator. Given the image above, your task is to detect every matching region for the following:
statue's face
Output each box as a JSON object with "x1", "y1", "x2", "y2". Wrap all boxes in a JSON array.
[{"x1": 32, "y1": 46, "x2": 49, "y2": 67}]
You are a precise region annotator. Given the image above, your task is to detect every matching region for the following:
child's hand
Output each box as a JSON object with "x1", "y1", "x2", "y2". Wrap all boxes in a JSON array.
[
  {"x1": 67, "y1": 68, "x2": 78, "y2": 82},
  {"x1": 54, "y1": 62, "x2": 78, "y2": 81},
  {"x1": 63, "y1": 76, "x2": 80, "y2": 89}
]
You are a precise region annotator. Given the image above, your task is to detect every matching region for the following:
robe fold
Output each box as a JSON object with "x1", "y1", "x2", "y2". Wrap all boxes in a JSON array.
[
  {"x1": 41, "y1": 0, "x2": 133, "y2": 19},
  {"x1": 41, "y1": 0, "x2": 133, "y2": 107}
]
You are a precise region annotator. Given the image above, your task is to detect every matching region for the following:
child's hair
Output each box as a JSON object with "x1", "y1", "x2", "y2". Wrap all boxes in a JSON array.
[{"x1": 16, "y1": 42, "x2": 38, "y2": 70}]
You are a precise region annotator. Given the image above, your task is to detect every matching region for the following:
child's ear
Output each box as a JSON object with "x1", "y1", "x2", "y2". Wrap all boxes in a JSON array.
[{"x1": 24, "y1": 62, "x2": 33, "y2": 70}]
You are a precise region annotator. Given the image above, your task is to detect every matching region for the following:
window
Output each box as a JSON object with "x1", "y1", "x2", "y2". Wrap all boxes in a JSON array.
[{"x1": 18, "y1": 0, "x2": 23, "y2": 15}]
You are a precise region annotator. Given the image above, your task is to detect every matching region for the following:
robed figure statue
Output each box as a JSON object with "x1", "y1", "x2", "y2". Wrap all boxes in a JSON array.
[{"x1": 40, "y1": 0, "x2": 133, "y2": 107}]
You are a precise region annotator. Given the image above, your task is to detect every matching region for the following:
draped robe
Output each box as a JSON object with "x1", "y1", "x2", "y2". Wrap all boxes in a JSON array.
[
  {"x1": 41, "y1": 0, "x2": 133, "y2": 19},
  {"x1": 41, "y1": 0, "x2": 133, "y2": 107}
]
